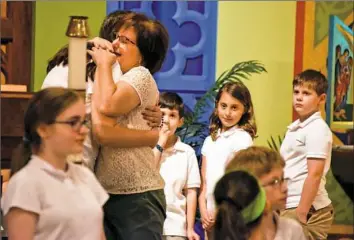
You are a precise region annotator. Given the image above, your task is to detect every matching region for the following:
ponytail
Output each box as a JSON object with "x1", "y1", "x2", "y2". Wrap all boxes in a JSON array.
[
  {"x1": 10, "y1": 139, "x2": 32, "y2": 177},
  {"x1": 214, "y1": 201, "x2": 248, "y2": 240},
  {"x1": 213, "y1": 171, "x2": 266, "y2": 240}
]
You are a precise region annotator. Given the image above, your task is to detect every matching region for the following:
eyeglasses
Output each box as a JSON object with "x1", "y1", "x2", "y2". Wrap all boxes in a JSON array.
[
  {"x1": 53, "y1": 119, "x2": 88, "y2": 132},
  {"x1": 262, "y1": 177, "x2": 289, "y2": 188},
  {"x1": 115, "y1": 35, "x2": 136, "y2": 45}
]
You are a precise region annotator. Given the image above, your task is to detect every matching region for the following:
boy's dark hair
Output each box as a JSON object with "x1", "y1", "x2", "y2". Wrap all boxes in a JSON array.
[
  {"x1": 293, "y1": 69, "x2": 328, "y2": 96},
  {"x1": 159, "y1": 92, "x2": 184, "y2": 118}
]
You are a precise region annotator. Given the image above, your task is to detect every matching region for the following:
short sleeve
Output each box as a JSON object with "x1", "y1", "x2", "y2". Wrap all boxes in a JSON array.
[
  {"x1": 119, "y1": 66, "x2": 157, "y2": 106},
  {"x1": 230, "y1": 131, "x2": 253, "y2": 153},
  {"x1": 41, "y1": 64, "x2": 69, "y2": 89},
  {"x1": 79, "y1": 166, "x2": 109, "y2": 206},
  {"x1": 186, "y1": 150, "x2": 201, "y2": 189},
  {"x1": 305, "y1": 123, "x2": 332, "y2": 159},
  {"x1": 1, "y1": 172, "x2": 41, "y2": 216},
  {"x1": 112, "y1": 62, "x2": 123, "y2": 83},
  {"x1": 201, "y1": 136, "x2": 212, "y2": 156}
]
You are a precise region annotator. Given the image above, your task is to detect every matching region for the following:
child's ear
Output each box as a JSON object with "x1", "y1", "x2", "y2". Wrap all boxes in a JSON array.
[
  {"x1": 36, "y1": 123, "x2": 50, "y2": 139},
  {"x1": 178, "y1": 117, "x2": 184, "y2": 127},
  {"x1": 319, "y1": 93, "x2": 326, "y2": 104}
]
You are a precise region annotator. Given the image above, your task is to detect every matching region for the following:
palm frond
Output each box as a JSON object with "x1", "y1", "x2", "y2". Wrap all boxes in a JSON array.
[
  {"x1": 192, "y1": 60, "x2": 266, "y2": 123},
  {"x1": 267, "y1": 134, "x2": 285, "y2": 152},
  {"x1": 179, "y1": 60, "x2": 267, "y2": 149}
]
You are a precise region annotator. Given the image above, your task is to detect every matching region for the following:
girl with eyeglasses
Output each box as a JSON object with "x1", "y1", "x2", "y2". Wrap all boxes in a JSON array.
[{"x1": 2, "y1": 87, "x2": 109, "y2": 240}]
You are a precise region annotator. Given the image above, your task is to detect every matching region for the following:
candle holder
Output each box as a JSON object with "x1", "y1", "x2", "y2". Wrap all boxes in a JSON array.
[
  {"x1": 66, "y1": 16, "x2": 90, "y2": 91},
  {"x1": 65, "y1": 16, "x2": 90, "y2": 164},
  {"x1": 66, "y1": 16, "x2": 90, "y2": 38}
]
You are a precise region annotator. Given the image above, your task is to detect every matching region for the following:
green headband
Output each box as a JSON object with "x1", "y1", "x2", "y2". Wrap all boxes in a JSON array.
[{"x1": 241, "y1": 187, "x2": 266, "y2": 224}]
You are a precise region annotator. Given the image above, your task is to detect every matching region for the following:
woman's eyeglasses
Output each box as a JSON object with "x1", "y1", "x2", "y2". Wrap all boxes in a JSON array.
[
  {"x1": 115, "y1": 35, "x2": 136, "y2": 45},
  {"x1": 53, "y1": 119, "x2": 88, "y2": 132}
]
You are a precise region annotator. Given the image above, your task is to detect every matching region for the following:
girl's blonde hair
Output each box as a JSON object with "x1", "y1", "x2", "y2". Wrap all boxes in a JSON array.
[{"x1": 209, "y1": 82, "x2": 257, "y2": 141}]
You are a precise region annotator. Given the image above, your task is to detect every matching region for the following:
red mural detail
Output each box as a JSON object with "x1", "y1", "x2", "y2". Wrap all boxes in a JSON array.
[{"x1": 293, "y1": 1, "x2": 306, "y2": 121}]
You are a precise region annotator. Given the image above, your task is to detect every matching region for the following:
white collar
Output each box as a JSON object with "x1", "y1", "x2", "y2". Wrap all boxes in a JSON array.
[
  {"x1": 287, "y1": 111, "x2": 322, "y2": 131},
  {"x1": 216, "y1": 126, "x2": 240, "y2": 138},
  {"x1": 164, "y1": 137, "x2": 187, "y2": 154},
  {"x1": 29, "y1": 155, "x2": 74, "y2": 181}
]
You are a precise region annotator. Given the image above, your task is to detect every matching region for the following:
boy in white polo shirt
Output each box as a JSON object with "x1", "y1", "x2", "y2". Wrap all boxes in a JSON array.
[
  {"x1": 154, "y1": 92, "x2": 201, "y2": 240},
  {"x1": 280, "y1": 69, "x2": 334, "y2": 240}
]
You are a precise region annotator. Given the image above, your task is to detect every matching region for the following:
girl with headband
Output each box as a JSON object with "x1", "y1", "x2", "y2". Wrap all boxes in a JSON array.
[{"x1": 213, "y1": 170, "x2": 305, "y2": 240}]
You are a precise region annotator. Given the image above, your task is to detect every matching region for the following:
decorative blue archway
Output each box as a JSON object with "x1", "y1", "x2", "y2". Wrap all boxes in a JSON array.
[{"x1": 107, "y1": 1, "x2": 218, "y2": 117}]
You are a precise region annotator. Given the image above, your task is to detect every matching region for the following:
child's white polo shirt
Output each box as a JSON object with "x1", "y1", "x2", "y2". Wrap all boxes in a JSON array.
[
  {"x1": 159, "y1": 138, "x2": 201, "y2": 237},
  {"x1": 2, "y1": 155, "x2": 108, "y2": 240},
  {"x1": 202, "y1": 127, "x2": 253, "y2": 212},
  {"x1": 280, "y1": 111, "x2": 332, "y2": 210}
]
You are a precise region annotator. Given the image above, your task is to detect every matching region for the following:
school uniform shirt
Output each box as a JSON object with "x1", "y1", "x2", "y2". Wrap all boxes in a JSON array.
[
  {"x1": 201, "y1": 126, "x2": 253, "y2": 212},
  {"x1": 42, "y1": 62, "x2": 122, "y2": 170},
  {"x1": 280, "y1": 111, "x2": 332, "y2": 210},
  {"x1": 1, "y1": 155, "x2": 109, "y2": 240},
  {"x1": 274, "y1": 214, "x2": 306, "y2": 240},
  {"x1": 159, "y1": 138, "x2": 201, "y2": 237}
]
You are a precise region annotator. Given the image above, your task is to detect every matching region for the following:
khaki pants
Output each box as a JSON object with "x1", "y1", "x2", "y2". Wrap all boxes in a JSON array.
[
  {"x1": 204, "y1": 229, "x2": 213, "y2": 240},
  {"x1": 281, "y1": 204, "x2": 334, "y2": 240}
]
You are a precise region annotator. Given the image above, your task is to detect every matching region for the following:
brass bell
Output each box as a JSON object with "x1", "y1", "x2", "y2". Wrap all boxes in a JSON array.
[{"x1": 66, "y1": 16, "x2": 90, "y2": 38}]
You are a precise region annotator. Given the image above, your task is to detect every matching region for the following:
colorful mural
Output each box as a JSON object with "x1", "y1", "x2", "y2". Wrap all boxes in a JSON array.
[
  {"x1": 326, "y1": 16, "x2": 353, "y2": 129},
  {"x1": 294, "y1": 1, "x2": 354, "y2": 225}
]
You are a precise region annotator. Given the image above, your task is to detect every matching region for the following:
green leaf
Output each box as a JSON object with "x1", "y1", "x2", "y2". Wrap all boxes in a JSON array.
[{"x1": 267, "y1": 134, "x2": 285, "y2": 152}]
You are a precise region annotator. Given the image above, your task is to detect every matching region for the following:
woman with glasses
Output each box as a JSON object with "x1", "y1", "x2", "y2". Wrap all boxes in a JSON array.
[
  {"x1": 2, "y1": 87, "x2": 108, "y2": 240},
  {"x1": 42, "y1": 10, "x2": 163, "y2": 170},
  {"x1": 87, "y1": 13, "x2": 169, "y2": 240}
]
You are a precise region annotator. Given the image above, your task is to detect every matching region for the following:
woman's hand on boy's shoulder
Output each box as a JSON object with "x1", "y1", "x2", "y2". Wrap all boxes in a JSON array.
[{"x1": 142, "y1": 105, "x2": 162, "y2": 128}]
